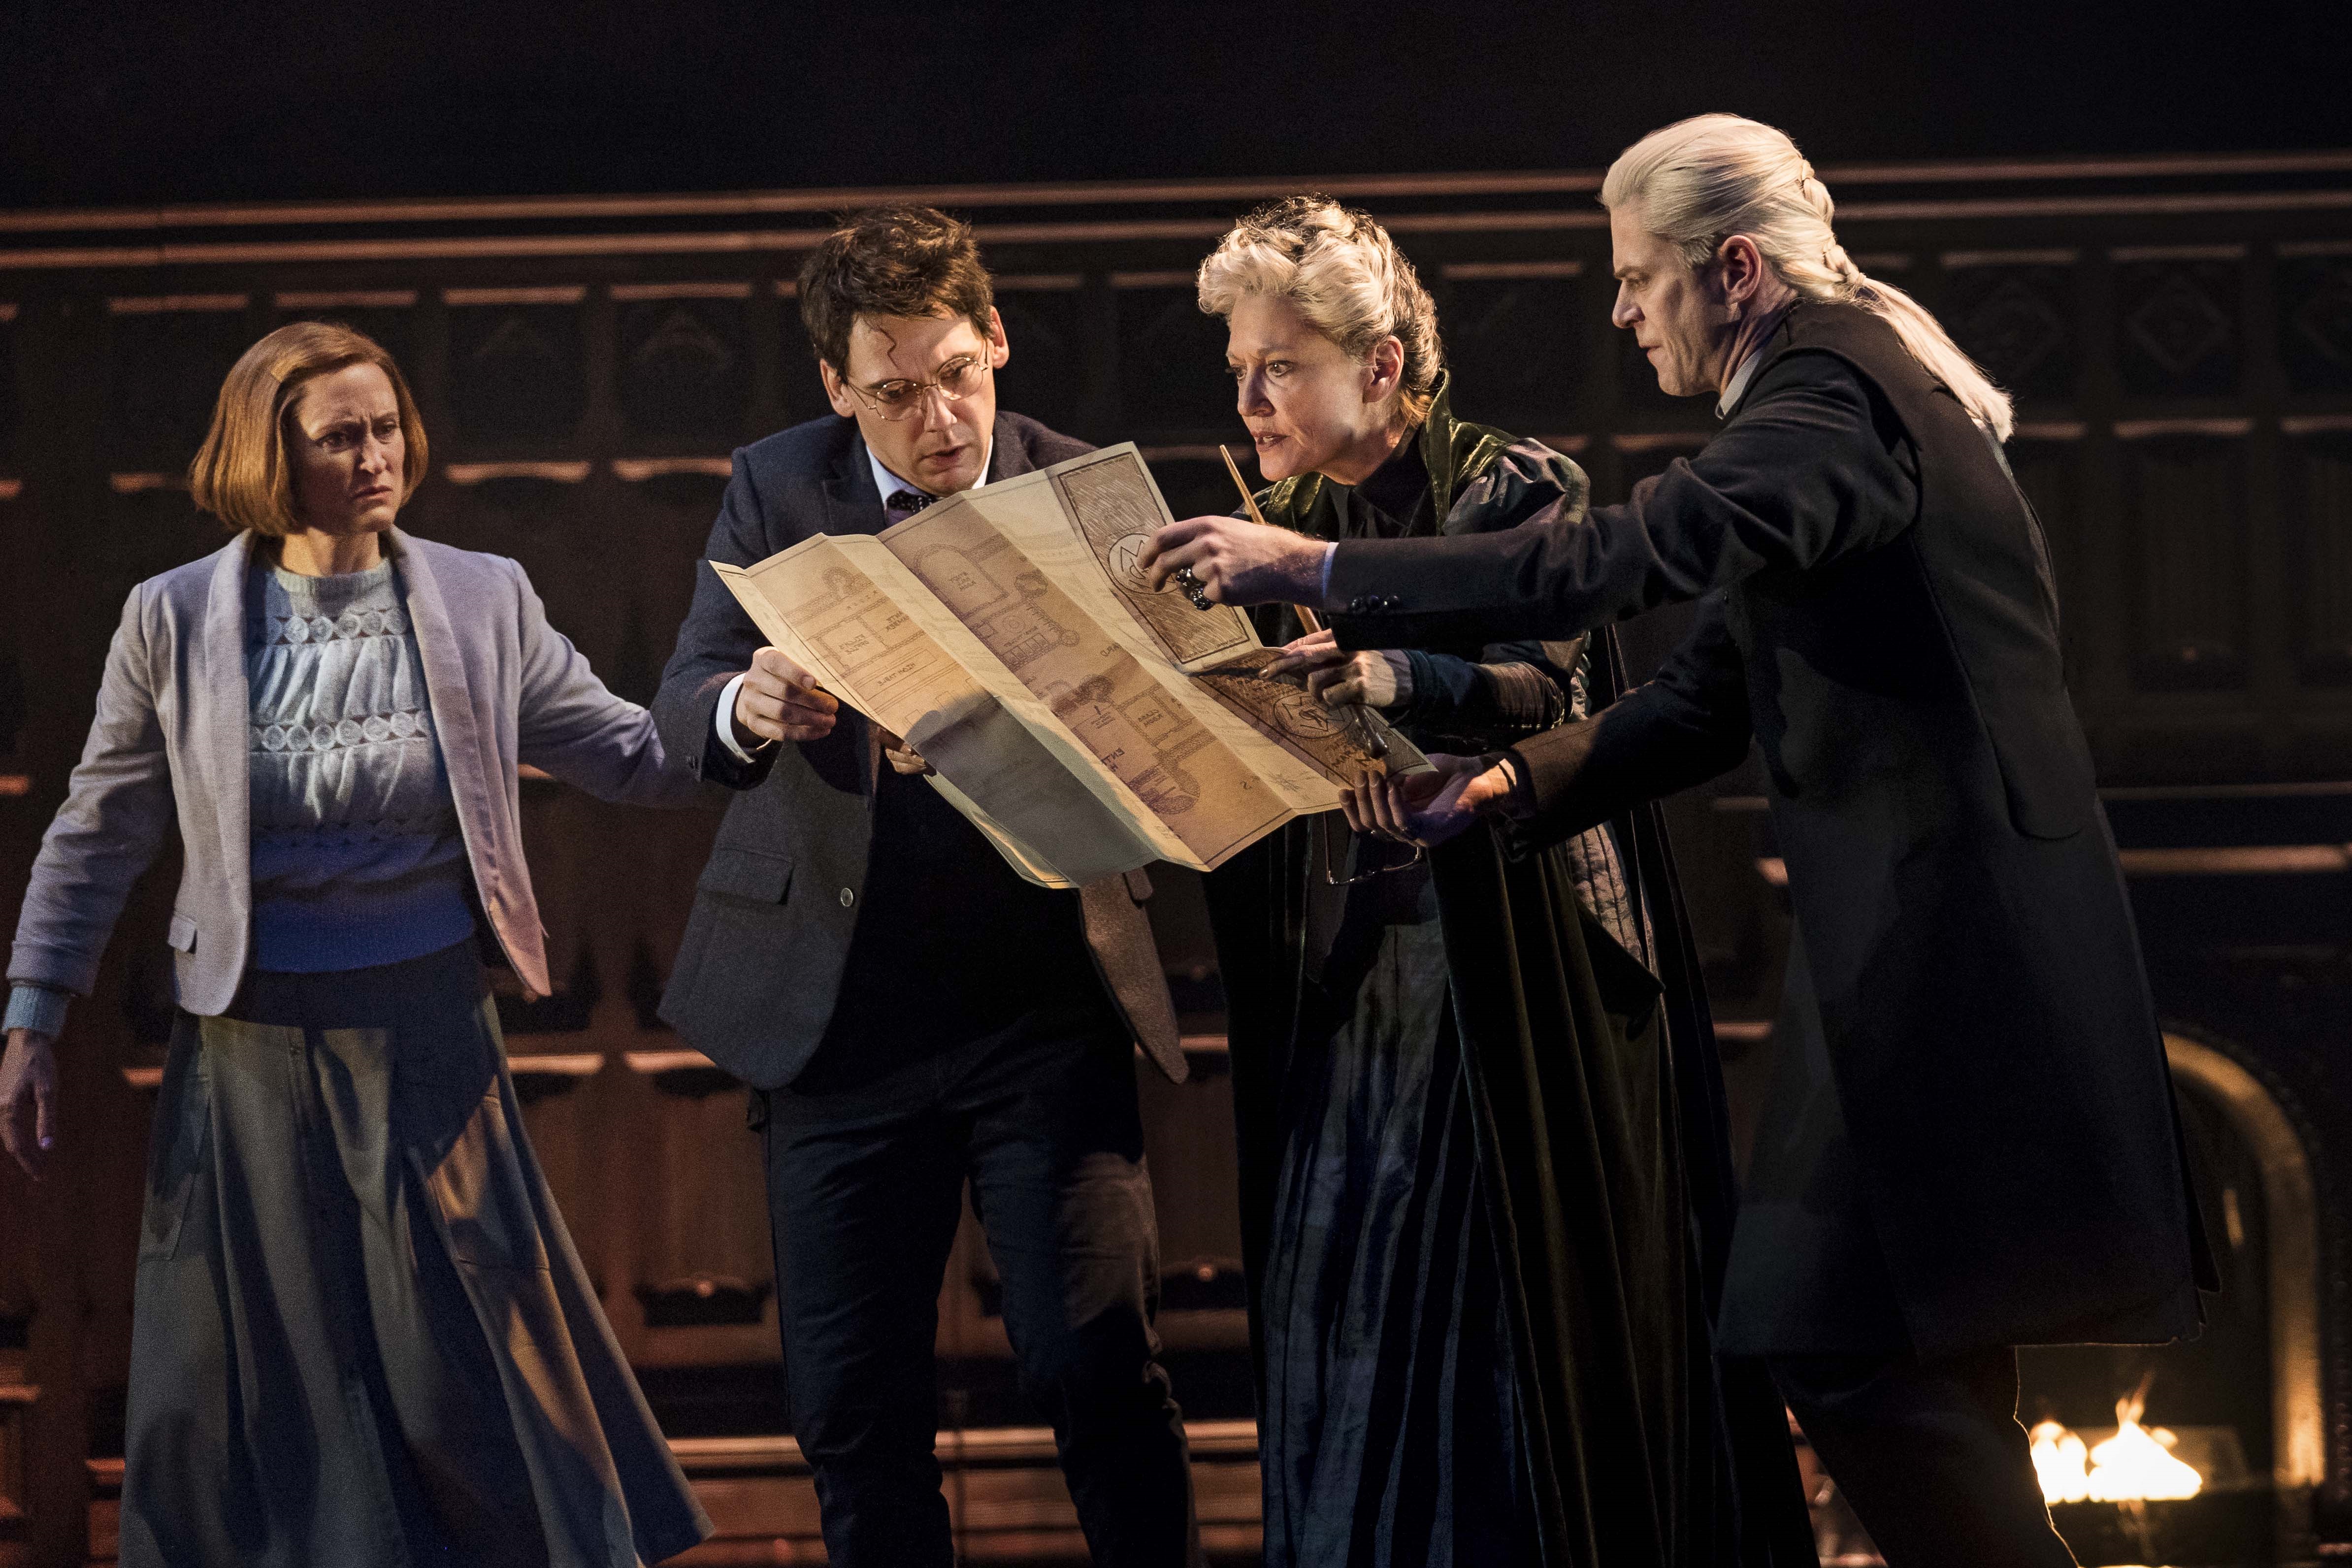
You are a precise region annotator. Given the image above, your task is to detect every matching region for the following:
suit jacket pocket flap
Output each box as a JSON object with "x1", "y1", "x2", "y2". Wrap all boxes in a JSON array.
[
  {"x1": 1985, "y1": 693, "x2": 2094, "y2": 841},
  {"x1": 698, "y1": 847, "x2": 793, "y2": 904},
  {"x1": 166, "y1": 913, "x2": 199, "y2": 953}
]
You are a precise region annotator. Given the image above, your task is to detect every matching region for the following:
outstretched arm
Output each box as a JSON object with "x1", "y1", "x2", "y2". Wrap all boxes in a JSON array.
[
  {"x1": 1346, "y1": 596, "x2": 1752, "y2": 850},
  {"x1": 1142, "y1": 355, "x2": 1916, "y2": 648},
  {"x1": 1498, "y1": 593, "x2": 1754, "y2": 848},
  {"x1": 1328, "y1": 356, "x2": 1915, "y2": 648},
  {"x1": 509, "y1": 559, "x2": 712, "y2": 807}
]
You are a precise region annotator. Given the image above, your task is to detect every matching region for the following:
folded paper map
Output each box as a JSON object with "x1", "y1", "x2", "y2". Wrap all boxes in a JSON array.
[{"x1": 712, "y1": 444, "x2": 1424, "y2": 887}]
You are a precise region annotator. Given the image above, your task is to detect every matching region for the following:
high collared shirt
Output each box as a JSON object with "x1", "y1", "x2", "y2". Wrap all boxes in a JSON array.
[
  {"x1": 1717, "y1": 348, "x2": 1767, "y2": 418},
  {"x1": 1717, "y1": 301, "x2": 1798, "y2": 418},
  {"x1": 716, "y1": 435, "x2": 992, "y2": 761}
]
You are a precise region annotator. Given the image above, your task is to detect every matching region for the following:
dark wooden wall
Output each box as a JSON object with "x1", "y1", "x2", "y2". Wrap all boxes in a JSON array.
[{"x1": 1, "y1": 155, "x2": 2351, "y2": 1562}]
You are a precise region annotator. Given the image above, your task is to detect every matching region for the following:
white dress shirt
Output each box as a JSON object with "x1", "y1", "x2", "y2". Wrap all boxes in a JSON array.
[{"x1": 1717, "y1": 344, "x2": 1769, "y2": 418}]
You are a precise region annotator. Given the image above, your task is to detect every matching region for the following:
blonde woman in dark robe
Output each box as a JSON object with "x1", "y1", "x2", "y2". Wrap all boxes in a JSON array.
[{"x1": 1180, "y1": 197, "x2": 1808, "y2": 1568}]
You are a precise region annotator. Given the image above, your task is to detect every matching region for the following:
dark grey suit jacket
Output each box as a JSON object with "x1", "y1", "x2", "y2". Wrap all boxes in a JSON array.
[{"x1": 652, "y1": 410, "x2": 1186, "y2": 1091}]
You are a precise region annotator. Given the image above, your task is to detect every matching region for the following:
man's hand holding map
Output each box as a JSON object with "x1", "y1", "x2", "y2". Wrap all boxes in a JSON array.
[{"x1": 712, "y1": 445, "x2": 1424, "y2": 887}]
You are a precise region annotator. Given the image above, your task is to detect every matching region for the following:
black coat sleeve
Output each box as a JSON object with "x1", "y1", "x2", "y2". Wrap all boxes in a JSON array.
[
  {"x1": 1326, "y1": 353, "x2": 1918, "y2": 650},
  {"x1": 1497, "y1": 594, "x2": 1752, "y2": 848},
  {"x1": 1386, "y1": 440, "x2": 1586, "y2": 744},
  {"x1": 652, "y1": 451, "x2": 783, "y2": 791}
]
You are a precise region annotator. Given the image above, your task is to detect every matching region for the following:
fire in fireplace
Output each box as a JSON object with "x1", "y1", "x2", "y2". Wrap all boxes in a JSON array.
[
  {"x1": 2029, "y1": 1376, "x2": 2216, "y2": 1503},
  {"x1": 2006, "y1": 1033, "x2": 2319, "y2": 1566}
]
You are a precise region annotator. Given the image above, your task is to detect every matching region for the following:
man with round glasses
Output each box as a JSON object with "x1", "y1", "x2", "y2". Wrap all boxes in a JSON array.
[{"x1": 654, "y1": 205, "x2": 1199, "y2": 1568}]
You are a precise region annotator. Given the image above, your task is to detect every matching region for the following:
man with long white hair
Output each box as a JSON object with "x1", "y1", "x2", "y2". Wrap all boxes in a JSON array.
[{"x1": 1144, "y1": 114, "x2": 2212, "y2": 1566}]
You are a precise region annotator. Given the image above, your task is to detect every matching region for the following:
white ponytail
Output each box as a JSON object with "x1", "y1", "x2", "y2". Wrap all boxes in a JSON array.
[{"x1": 1602, "y1": 114, "x2": 2014, "y2": 442}]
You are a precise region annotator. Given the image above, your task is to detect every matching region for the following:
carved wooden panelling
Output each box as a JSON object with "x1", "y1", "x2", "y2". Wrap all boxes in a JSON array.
[
  {"x1": 273, "y1": 296, "x2": 417, "y2": 378},
  {"x1": 1946, "y1": 261, "x2": 2078, "y2": 400},
  {"x1": 613, "y1": 467, "x2": 731, "y2": 702},
  {"x1": 0, "y1": 305, "x2": 17, "y2": 454},
  {"x1": 774, "y1": 293, "x2": 832, "y2": 433},
  {"x1": 617, "y1": 291, "x2": 751, "y2": 441},
  {"x1": 430, "y1": 470, "x2": 588, "y2": 578},
  {"x1": 0, "y1": 487, "x2": 21, "y2": 761},
  {"x1": 992, "y1": 281, "x2": 1090, "y2": 440},
  {"x1": 85, "y1": 489, "x2": 216, "y2": 665},
  {"x1": 0, "y1": 646, "x2": 19, "y2": 767},
  {"x1": 106, "y1": 299, "x2": 253, "y2": 467},
  {"x1": 1137, "y1": 1068, "x2": 1243, "y2": 1286},
  {"x1": 1440, "y1": 268, "x2": 1584, "y2": 432},
  {"x1": 446, "y1": 293, "x2": 587, "y2": 443},
  {"x1": 2123, "y1": 432, "x2": 2249, "y2": 688},
  {"x1": 2116, "y1": 256, "x2": 2242, "y2": 397},
  {"x1": 2287, "y1": 431, "x2": 2352, "y2": 684},
  {"x1": 510, "y1": 1069, "x2": 600, "y2": 1261},
  {"x1": 1114, "y1": 284, "x2": 1233, "y2": 435},
  {"x1": 2280, "y1": 252, "x2": 2352, "y2": 394},
  {"x1": 628, "y1": 1070, "x2": 776, "y2": 1355}
]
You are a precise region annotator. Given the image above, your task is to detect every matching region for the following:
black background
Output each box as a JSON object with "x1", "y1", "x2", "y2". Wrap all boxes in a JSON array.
[{"x1": 2, "y1": 0, "x2": 2347, "y2": 208}]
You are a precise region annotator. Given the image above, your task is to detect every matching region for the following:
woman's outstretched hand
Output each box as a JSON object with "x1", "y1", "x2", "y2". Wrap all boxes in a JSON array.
[
  {"x1": 0, "y1": 1028, "x2": 58, "y2": 1179},
  {"x1": 1266, "y1": 628, "x2": 1411, "y2": 710},
  {"x1": 1140, "y1": 516, "x2": 1329, "y2": 607},
  {"x1": 1339, "y1": 753, "x2": 1517, "y2": 848}
]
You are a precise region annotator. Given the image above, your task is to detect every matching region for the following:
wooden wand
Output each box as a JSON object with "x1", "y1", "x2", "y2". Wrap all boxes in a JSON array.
[
  {"x1": 1218, "y1": 444, "x2": 1386, "y2": 761},
  {"x1": 1219, "y1": 444, "x2": 1323, "y2": 635}
]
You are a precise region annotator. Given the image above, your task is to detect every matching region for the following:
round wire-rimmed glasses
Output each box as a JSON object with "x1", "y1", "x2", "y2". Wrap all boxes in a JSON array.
[{"x1": 842, "y1": 355, "x2": 995, "y2": 421}]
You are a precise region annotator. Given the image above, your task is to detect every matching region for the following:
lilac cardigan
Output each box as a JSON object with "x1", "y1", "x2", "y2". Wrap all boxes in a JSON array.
[{"x1": 9, "y1": 527, "x2": 704, "y2": 1014}]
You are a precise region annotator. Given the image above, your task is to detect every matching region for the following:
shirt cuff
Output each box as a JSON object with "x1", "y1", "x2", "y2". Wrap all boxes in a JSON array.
[
  {"x1": 1318, "y1": 542, "x2": 1338, "y2": 604},
  {"x1": 714, "y1": 672, "x2": 762, "y2": 764},
  {"x1": 4, "y1": 984, "x2": 68, "y2": 1042}
]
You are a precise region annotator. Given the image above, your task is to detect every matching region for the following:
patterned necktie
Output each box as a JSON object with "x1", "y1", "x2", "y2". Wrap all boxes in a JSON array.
[{"x1": 884, "y1": 488, "x2": 936, "y2": 525}]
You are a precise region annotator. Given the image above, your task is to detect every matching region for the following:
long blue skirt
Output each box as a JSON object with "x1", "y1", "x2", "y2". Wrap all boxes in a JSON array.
[
  {"x1": 1258, "y1": 915, "x2": 1535, "y2": 1568},
  {"x1": 120, "y1": 940, "x2": 709, "y2": 1567}
]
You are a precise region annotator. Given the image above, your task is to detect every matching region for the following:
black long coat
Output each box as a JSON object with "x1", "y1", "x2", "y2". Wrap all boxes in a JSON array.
[{"x1": 1325, "y1": 302, "x2": 2212, "y2": 1357}]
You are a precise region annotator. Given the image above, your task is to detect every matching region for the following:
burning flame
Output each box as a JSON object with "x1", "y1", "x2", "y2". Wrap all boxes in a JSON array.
[{"x1": 2028, "y1": 1377, "x2": 2204, "y2": 1503}]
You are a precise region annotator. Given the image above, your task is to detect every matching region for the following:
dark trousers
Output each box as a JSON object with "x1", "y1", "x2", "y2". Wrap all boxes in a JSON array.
[
  {"x1": 1771, "y1": 1348, "x2": 2079, "y2": 1568},
  {"x1": 760, "y1": 1012, "x2": 1199, "y2": 1568}
]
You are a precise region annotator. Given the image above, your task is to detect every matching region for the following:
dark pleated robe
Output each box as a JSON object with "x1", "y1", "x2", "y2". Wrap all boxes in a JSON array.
[{"x1": 1207, "y1": 386, "x2": 1814, "y2": 1567}]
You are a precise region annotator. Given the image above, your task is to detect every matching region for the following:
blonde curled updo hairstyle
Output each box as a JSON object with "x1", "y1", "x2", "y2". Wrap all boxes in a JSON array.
[
  {"x1": 1196, "y1": 195, "x2": 1443, "y2": 428},
  {"x1": 1603, "y1": 114, "x2": 2014, "y2": 441}
]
